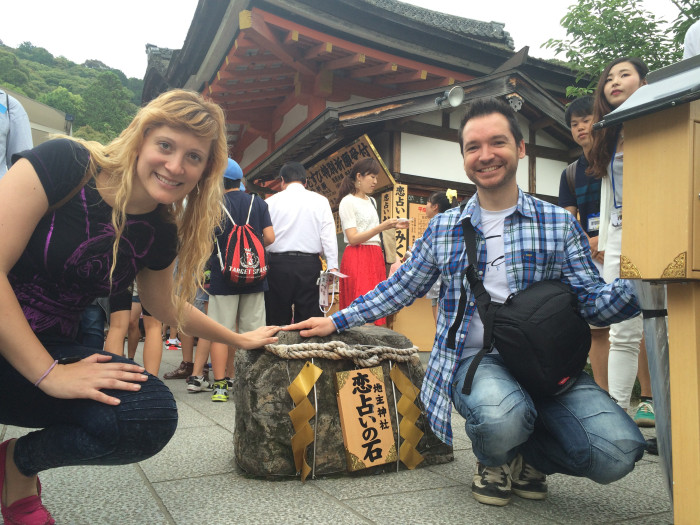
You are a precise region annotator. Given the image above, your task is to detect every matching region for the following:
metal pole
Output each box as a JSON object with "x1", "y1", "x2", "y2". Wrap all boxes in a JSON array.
[{"x1": 634, "y1": 281, "x2": 672, "y2": 504}]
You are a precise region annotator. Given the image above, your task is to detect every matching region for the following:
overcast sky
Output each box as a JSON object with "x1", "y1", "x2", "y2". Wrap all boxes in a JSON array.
[{"x1": 1, "y1": 0, "x2": 682, "y2": 80}]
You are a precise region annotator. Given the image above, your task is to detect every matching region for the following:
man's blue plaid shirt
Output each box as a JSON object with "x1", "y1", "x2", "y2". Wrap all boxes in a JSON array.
[{"x1": 331, "y1": 189, "x2": 639, "y2": 445}]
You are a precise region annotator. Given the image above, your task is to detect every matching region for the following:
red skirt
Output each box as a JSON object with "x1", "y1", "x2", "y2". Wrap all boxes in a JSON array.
[{"x1": 339, "y1": 244, "x2": 386, "y2": 326}]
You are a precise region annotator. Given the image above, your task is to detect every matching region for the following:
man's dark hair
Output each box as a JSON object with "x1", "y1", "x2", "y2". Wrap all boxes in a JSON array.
[
  {"x1": 279, "y1": 162, "x2": 307, "y2": 184},
  {"x1": 564, "y1": 96, "x2": 594, "y2": 128},
  {"x1": 458, "y1": 98, "x2": 524, "y2": 155},
  {"x1": 223, "y1": 178, "x2": 239, "y2": 190}
]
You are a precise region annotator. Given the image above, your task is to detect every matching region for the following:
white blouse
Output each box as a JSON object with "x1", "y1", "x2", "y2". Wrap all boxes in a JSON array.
[{"x1": 338, "y1": 194, "x2": 381, "y2": 245}]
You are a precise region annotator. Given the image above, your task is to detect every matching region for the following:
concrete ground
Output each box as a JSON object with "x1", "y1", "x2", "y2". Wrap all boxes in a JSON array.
[{"x1": 1, "y1": 343, "x2": 672, "y2": 524}]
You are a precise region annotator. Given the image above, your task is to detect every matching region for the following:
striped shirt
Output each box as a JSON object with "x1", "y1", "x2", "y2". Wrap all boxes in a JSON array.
[{"x1": 331, "y1": 189, "x2": 639, "y2": 445}]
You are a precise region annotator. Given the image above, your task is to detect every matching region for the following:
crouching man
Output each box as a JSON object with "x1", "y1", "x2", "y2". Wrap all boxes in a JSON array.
[{"x1": 286, "y1": 98, "x2": 646, "y2": 507}]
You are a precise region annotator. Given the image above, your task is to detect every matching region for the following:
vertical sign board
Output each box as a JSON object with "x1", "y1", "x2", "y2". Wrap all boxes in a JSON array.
[
  {"x1": 336, "y1": 367, "x2": 397, "y2": 471},
  {"x1": 380, "y1": 191, "x2": 394, "y2": 223},
  {"x1": 333, "y1": 210, "x2": 342, "y2": 236},
  {"x1": 392, "y1": 184, "x2": 409, "y2": 260},
  {"x1": 307, "y1": 134, "x2": 396, "y2": 208},
  {"x1": 381, "y1": 186, "x2": 409, "y2": 259},
  {"x1": 408, "y1": 202, "x2": 430, "y2": 248}
]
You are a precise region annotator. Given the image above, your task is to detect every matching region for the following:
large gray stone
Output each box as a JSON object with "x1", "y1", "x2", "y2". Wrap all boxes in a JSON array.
[{"x1": 233, "y1": 325, "x2": 453, "y2": 478}]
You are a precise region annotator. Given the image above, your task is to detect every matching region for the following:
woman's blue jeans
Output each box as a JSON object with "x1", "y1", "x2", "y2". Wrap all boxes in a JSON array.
[
  {"x1": 451, "y1": 354, "x2": 646, "y2": 484},
  {"x1": 0, "y1": 338, "x2": 178, "y2": 477}
]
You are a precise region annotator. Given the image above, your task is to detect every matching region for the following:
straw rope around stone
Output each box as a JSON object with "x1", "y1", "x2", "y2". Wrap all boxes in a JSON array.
[{"x1": 264, "y1": 341, "x2": 420, "y2": 368}]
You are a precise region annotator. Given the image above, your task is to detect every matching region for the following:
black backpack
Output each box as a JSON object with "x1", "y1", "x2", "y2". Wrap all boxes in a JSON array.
[{"x1": 448, "y1": 214, "x2": 591, "y2": 399}]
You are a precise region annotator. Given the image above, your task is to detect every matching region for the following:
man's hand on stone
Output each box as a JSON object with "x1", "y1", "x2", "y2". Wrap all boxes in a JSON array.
[{"x1": 283, "y1": 317, "x2": 336, "y2": 337}]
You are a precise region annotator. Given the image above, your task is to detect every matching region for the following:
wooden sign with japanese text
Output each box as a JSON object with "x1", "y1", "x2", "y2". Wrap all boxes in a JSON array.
[
  {"x1": 389, "y1": 184, "x2": 409, "y2": 259},
  {"x1": 408, "y1": 202, "x2": 430, "y2": 247},
  {"x1": 335, "y1": 367, "x2": 397, "y2": 471},
  {"x1": 333, "y1": 210, "x2": 342, "y2": 235},
  {"x1": 307, "y1": 135, "x2": 396, "y2": 209}
]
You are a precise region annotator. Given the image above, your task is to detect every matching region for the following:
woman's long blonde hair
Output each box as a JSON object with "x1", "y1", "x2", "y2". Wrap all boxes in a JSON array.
[{"x1": 71, "y1": 89, "x2": 227, "y2": 330}]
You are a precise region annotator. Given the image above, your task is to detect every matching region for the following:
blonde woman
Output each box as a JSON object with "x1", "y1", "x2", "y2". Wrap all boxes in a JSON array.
[{"x1": 0, "y1": 89, "x2": 278, "y2": 524}]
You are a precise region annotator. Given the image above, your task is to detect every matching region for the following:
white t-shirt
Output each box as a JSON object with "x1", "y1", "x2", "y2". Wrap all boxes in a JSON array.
[
  {"x1": 265, "y1": 183, "x2": 338, "y2": 268},
  {"x1": 683, "y1": 20, "x2": 700, "y2": 59},
  {"x1": 462, "y1": 206, "x2": 515, "y2": 358},
  {"x1": 338, "y1": 194, "x2": 381, "y2": 245}
]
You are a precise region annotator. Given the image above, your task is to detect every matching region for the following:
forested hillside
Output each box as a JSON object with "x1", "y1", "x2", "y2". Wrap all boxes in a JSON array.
[{"x1": 0, "y1": 41, "x2": 143, "y2": 143}]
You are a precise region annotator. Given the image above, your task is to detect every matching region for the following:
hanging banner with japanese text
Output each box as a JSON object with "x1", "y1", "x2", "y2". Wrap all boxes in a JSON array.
[
  {"x1": 307, "y1": 134, "x2": 396, "y2": 213},
  {"x1": 335, "y1": 366, "x2": 397, "y2": 471}
]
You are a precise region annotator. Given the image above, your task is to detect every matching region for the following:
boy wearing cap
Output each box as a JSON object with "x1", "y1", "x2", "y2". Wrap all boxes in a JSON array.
[{"x1": 193, "y1": 159, "x2": 274, "y2": 401}]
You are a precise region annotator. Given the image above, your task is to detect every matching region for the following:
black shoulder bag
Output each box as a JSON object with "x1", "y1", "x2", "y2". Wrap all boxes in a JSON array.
[{"x1": 452, "y1": 216, "x2": 591, "y2": 399}]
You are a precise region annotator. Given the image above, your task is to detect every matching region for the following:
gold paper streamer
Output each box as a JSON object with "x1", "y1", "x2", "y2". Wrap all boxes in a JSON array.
[
  {"x1": 288, "y1": 361, "x2": 323, "y2": 481},
  {"x1": 389, "y1": 365, "x2": 424, "y2": 469}
]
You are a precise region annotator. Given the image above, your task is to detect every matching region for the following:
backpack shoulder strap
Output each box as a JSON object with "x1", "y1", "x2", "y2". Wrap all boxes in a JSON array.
[
  {"x1": 450, "y1": 207, "x2": 499, "y2": 396},
  {"x1": 460, "y1": 216, "x2": 492, "y2": 319},
  {"x1": 216, "y1": 200, "x2": 237, "y2": 270},
  {"x1": 565, "y1": 160, "x2": 578, "y2": 197},
  {"x1": 45, "y1": 165, "x2": 93, "y2": 216},
  {"x1": 220, "y1": 200, "x2": 236, "y2": 226},
  {"x1": 244, "y1": 194, "x2": 255, "y2": 225},
  {"x1": 446, "y1": 206, "x2": 493, "y2": 348}
]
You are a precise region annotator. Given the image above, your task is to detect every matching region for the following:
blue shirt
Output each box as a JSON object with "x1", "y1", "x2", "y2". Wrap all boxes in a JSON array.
[{"x1": 331, "y1": 189, "x2": 639, "y2": 445}]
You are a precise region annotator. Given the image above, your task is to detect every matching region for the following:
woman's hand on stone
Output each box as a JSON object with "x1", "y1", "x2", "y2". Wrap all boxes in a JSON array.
[
  {"x1": 38, "y1": 353, "x2": 148, "y2": 405},
  {"x1": 236, "y1": 325, "x2": 280, "y2": 349},
  {"x1": 283, "y1": 317, "x2": 336, "y2": 337}
]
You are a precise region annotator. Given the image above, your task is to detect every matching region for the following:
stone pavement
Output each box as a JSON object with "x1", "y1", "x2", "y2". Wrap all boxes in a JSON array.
[{"x1": 1, "y1": 344, "x2": 672, "y2": 524}]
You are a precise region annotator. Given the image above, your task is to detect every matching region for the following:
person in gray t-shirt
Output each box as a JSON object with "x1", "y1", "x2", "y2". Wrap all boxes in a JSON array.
[{"x1": 0, "y1": 89, "x2": 33, "y2": 178}]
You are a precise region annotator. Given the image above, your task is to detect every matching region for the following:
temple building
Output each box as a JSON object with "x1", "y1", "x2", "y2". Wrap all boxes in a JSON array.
[{"x1": 142, "y1": 0, "x2": 584, "y2": 348}]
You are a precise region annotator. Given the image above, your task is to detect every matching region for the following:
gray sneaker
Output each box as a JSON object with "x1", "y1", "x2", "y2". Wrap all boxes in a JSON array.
[
  {"x1": 510, "y1": 454, "x2": 547, "y2": 500},
  {"x1": 186, "y1": 375, "x2": 213, "y2": 393},
  {"x1": 471, "y1": 461, "x2": 511, "y2": 506}
]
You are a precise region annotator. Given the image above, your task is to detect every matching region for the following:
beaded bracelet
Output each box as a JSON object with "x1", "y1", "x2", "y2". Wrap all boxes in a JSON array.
[{"x1": 34, "y1": 360, "x2": 59, "y2": 387}]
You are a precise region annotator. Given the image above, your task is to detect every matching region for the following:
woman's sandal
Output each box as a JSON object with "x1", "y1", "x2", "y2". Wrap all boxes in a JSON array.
[{"x1": 0, "y1": 439, "x2": 55, "y2": 525}]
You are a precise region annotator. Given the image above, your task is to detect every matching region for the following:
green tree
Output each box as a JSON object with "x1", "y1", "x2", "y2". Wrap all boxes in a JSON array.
[
  {"x1": 0, "y1": 50, "x2": 32, "y2": 91},
  {"x1": 82, "y1": 71, "x2": 137, "y2": 140},
  {"x1": 544, "y1": 0, "x2": 680, "y2": 97},
  {"x1": 39, "y1": 87, "x2": 85, "y2": 122},
  {"x1": 73, "y1": 125, "x2": 112, "y2": 144},
  {"x1": 16, "y1": 41, "x2": 55, "y2": 66},
  {"x1": 670, "y1": 0, "x2": 700, "y2": 49}
]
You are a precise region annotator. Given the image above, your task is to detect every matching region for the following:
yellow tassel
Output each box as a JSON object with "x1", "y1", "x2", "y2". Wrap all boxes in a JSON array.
[
  {"x1": 287, "y1": 361, "x2": 323, "y2": 481},
  {"x1": 389, "y1": 366, "x2": 425, "y2": 469}
]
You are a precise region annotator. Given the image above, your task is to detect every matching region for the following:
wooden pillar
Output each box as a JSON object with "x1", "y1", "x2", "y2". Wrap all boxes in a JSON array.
[
  {"x1": 666, "y1": 282, "x2": 700, "y2": 522},
  {"x1": 621, "y1": 100, "x2": 700, "y2": 524},
  {"x1": 390, "y1": 130, "x2": 401, "y2": 174}
]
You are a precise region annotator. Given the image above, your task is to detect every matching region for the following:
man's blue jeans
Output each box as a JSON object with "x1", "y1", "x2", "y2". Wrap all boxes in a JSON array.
[
  {"x1": 0, "y1": 338, "x2": 178, "y2": 477},
  {"x1": 451, "y1": 354, "x2": 646, "y2": 484}
]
